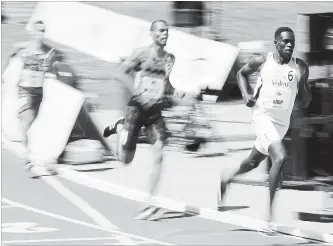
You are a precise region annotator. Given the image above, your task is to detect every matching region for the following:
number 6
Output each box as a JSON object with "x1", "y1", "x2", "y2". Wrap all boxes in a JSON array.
[{"x1": 288, "y1": 71, "x2": 293, "y2": 81}]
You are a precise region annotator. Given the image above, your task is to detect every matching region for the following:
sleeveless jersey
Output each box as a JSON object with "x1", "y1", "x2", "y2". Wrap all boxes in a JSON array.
[
  {"x1": 252, "y1": 52, "x2": 300, "y2": 126},
  {"x1": 18, "y1": 45, "x2": 55, "y2": 88},
  {"x1": 133, "y1": 47, "x2": 174, "y2": 109}
]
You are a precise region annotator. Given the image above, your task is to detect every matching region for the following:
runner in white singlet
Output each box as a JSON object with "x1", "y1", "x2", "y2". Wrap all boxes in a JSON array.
[
  {"x1": 252, "y1": 52, "x2": 300, "y2": 155},
  {"x1": 9, "y1": 20, "x2": 60, "y2": 171},
  {"x1": 217, "y1": 27, "x2": 312, "y2": 234}
]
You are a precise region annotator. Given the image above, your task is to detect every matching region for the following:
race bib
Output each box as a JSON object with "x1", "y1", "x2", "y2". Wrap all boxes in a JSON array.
[
  {"x1": 21, "y1": 69, "x2": 45, "y2": 87},
  {"x1": 136, "y1": 76, "x2": 165, "y2": 101}
]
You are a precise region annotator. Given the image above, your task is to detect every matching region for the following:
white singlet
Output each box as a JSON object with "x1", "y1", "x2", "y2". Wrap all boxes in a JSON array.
[
  {"x1": 252, "y1": 52, "x2": 300, "y2": 155},
  {"x1": 253, "y1": 52, "x2": 300, "y2": 126},
  {"x1": 18, "y1": 46, "x2": 55, "y2": 88}
]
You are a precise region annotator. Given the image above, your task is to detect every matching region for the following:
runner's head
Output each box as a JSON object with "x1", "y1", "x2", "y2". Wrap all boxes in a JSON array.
[
  {"x1": 31, "y1": 20, "x2": 45, "y2": 43},
  {"x1": 150, "y1": 20, "x2": 169, "y2": 47},
  {"x1": 274, "y1": 27, "x2": 295, "y2": 60}
]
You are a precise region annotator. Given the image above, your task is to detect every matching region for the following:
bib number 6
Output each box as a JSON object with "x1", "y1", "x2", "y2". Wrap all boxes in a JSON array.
[{"x1": 288, "y1": 71, "x2": 293, "y2": 81}]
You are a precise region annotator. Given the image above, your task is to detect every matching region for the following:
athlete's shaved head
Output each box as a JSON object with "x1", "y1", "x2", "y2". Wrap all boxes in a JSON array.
[
  {"x1": 150, "y1": 20, "x2": 169, "y2": 47},
  {"x1": 274, "y1": 27, "x2": 294, "y2": 40},
  {"x1": 150, "y1": 20, "x2": 168, "y2": 32}
]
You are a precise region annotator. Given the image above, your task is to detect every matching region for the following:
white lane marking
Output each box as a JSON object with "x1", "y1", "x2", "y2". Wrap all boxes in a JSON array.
[
  {"x1": 2, "y1": 198, "x2": 173, "y2": 246},
  {"x1": 1, "y1": 205, "x2": 17, "y2": 209},
  {"x1": 57, "y1": 168, "x2": 316, "y2": 243},
  {"x1": 34, "y1": 168, "x2": 118, "y2": 230},
  {"x1": 2, "y1": 222, "x2": 59, "y2": 233},
  {"x1": 3, "y1": 141, "x2": 327, "y2": 243},
  {"x1": 28, "y1": 167, "x2": 136, "y2": 245},
  {"x1": 57, "y1": 166, "x2": 148, "y2": 202},
  {"x1": 2, "y1": 236, "x2": 120, "y2": 244}
]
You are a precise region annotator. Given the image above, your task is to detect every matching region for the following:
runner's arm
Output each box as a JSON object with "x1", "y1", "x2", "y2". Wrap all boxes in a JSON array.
[
  {"x1": 3, "y1": 42, "x2": 29, "y2": 69},
  {"x1": 165, "y1": 55, "x2": 185, "y2": 98},
  {"x1": 237, "y1": 55, "x2": 266, "y2": 106},
  {"x1": 43, "y1": 48, "x2": 62, "y2": 73},
  {"x1": 165, "y1": 54, "x2": 176, "y2": 95},
  {"x1": 113, "y1": 48, "x2": 143, "y2": 93},
  {"x1": 295, "y1": 58, "x2": 312, "y2": 109},
  {"x1": 165, "y1": 78, "x2": 175, "y2": 95}
]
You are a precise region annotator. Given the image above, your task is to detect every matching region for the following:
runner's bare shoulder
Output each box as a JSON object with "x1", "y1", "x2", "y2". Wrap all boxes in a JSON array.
[
  {"x1": 248, "y1": 54, "x2": 266, "y2": 71},
  {"x1": 133, "y1": 46, "x2": 150, "y2": 61},
  {"x1": 295, "y1": 58, "x2": 309, "y2": 77},
  {"x1": 119, "y1": 46, "x2": 147, "y2": 72},
  {"x1": 294, "y1": 58, "x2": 311, "y2": 109},
  {"x1": 239, "y1": 54, "x2": 266, "y2": 75},
  {"x1": 9, "y1": 41, "x2": 30, "y2": 58},
  {"x1": 296, "y1": 57, "x2": 311, "y2": 93}
]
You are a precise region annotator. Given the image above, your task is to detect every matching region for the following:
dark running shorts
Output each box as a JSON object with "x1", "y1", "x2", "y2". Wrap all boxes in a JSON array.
[
  {"x1": 18, "y1": 86, "x2": 43, "y2": 113},
  {"x1": 121, "y1": 96, "x2": 167, "y2": 151}
]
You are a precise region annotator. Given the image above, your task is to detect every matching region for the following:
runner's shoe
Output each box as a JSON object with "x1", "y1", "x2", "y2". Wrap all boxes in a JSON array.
[
  {"x1": 103, "y1": 117, "x2": 125, "y2": 138},
  {"x1": 133, "y1": 205, "x2": 160, "y2": 220},
  {"x1": 25, "y1": 161, "x2": 33, "y2": 171},
  {"x1": 27, "y1": 161, "x2": 58, "y2": 177},
  {"x1": 257, "y1": 220, "x2": 279, "y2": 237},
  {"x1": 133, "y1": 197, "x2": 165, "y2": 221}
]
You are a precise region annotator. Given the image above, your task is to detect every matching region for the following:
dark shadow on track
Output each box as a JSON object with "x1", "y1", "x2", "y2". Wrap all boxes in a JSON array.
[
  {"x1": 217, "y1": 205, "x2": 249, "y2": 212},
  {"x1": 157, "y1": 211, "x2": 197, "y2": 221}
]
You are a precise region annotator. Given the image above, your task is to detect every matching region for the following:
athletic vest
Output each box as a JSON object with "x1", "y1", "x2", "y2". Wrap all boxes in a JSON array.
[
  {"x1": 133, "y1": 47, "x2": 174, "y2": 108},
  {"x1": 252, "y1": 52, "x2": 300, "y2": 126},
  {"x1": 18, "y1": 45, "x2": 55, "y2": 88}
]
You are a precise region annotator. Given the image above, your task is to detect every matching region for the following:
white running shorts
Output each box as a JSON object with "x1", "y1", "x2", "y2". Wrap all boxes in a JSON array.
[{"x1": 252, "y1": 115, "x2": 289, "y2": 155}]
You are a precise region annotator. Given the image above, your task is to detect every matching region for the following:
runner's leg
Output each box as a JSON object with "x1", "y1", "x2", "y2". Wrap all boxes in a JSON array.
[
  {"x1": 134, "y1": 111, "x2": 167, "y2": 221},
  {"x1": 267, "y1": 141, "x2": 287, "y2": 221},
  {"x1": 116, "y1": 103, "x2": 143, "y2": 164},
  {"x1": 218, "y1": 146, "x2": 267, "y2": 206}
]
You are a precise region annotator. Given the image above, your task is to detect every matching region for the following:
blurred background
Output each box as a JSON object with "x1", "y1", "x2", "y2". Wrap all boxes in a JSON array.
[{"x1": 1, "y1": 1, "x2": 333, "y2": 182}]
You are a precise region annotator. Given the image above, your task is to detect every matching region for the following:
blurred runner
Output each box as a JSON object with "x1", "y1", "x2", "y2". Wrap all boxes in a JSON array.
[
  {"x1": 9, "y1": 20, "x2": 60, "y2": 170},
  {"x1": 103, "y1": 20, "x2": 185, "y2": 220}
]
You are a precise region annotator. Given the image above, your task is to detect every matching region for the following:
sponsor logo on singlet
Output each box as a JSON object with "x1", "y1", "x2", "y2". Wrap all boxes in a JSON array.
[
  {"x1": 135, "y1": 52, "x2": 173, "y2": 107},
  {"x1": 272, "y1": 79, "x2": 292, "y2": 88}
]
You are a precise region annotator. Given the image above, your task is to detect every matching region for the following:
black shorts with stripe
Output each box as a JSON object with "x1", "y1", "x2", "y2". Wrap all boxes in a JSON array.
[{"x1": 122, "y1": 96, "x2": 167, "y2": 151}]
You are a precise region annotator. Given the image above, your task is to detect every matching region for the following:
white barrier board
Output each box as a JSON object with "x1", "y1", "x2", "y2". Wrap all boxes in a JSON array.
[
  {"x1": 27, "y1": 78, "x2": 85, "y2": 163},
  {"x1": 27, "y1": 2, "x2": 239, "y2": 93},
  {"x1": 2, "y1": 57, "x2": 25, "y2": 142}
]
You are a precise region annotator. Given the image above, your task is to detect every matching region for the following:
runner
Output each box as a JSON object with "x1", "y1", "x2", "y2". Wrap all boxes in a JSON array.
[
  {"x1": 9, "y1": 20, "x2": 60, "y2": 170},
  {"x1": 217, "y1": 27, "x2": 312, "y2": 233},
  {"x1": 103, "y1": 20, "x2": 185, "y2": 220}
]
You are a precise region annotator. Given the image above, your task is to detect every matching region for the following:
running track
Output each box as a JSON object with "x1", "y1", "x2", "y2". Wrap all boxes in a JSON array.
[{"x1": 2, "y1": 148, "x2": 327, "y2": 245}]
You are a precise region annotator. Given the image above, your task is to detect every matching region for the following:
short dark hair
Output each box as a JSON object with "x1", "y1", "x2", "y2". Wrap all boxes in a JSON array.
[
  {"x1": 274, "y1": 27, "x2": 294, "y2": 40},
  {"x1": 34, "y1": 20, "x2": 45, "y2": 32},
  {"x1": 34, "y1": 20, "x2": 44, "y2": 25},
  {"x1": 150, "y1": 20, "x2": 168, "y2": 31}
]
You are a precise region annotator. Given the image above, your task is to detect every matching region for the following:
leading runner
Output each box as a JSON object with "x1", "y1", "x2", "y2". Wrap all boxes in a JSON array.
[{"x1": 217, "y1": 27, "x2": 312, "y2": 233}]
